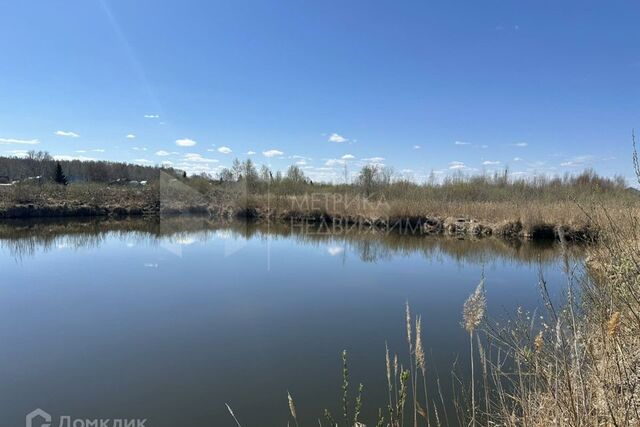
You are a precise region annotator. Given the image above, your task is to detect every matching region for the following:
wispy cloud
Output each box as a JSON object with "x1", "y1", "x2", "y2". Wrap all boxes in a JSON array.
[
  {"x1": 126, "y1": 134, "x2": 136, "y2": 139},
  {"x1": 0, "y1": 137, "x2": 40, "y2": 145},
  {"x1": 454, "y1": 141, "x2": 470, "y2": 146},
  {"x1": 482, "y1": 160, "x2": 501, "y2": 165},
  {"x1": 263, "y1": 149, "x2": 284, "y2": 158},
  {"x1": 328, "y1": 133, "x2": 348, "y2": 143},
  {"x1": 55, "y1": 130, "x2": 80, "y2": 138},
  {"x1": 512, "y1": 142, "x2": 528, "y2": 147},
  {"x1": 176, "y1": 138, "x2": 197, "y2": 147},
  {"x1": 54, "y1": 154, "x2": 96, "y2": 161},
  {"x1": 560, "y1": 155, "x2": 595, "y2": 167},
  {"x1": 362, "y1": 156, "x2": 385, "y2": 164},
  {"x1": 513, "y1": 157, "x2": 523, "y2": 161},
  {"x1": 247, "y1": 150, "x2": 256, "y2": 155},
  {"x1": 144, "y1": 114, "x2": 159, "y2": 119},
  {"x1": 325, "y1": 159, "x2": 346, "y2": 166},
  {"x1": 449, "y1": 161, "x2": 466, "y2": 170},
  {"x1": 184, "y1": 153, "x2": 219, "y2": 163},
  {"x1": 341, "y1": 154, "x2": 355, "y2": 160},
  {"x1": 217, "y1": 146, "x2": 232, "y2": 154},
  {"x1": 155, "y1": 150, "x2": 171, "y2": 156},
  {"x1": 413, "y1": 145, "x2": 421, "y2": 149},
  {"x1": 134, "y1": 159, "x2": 153, "y2": 164}
]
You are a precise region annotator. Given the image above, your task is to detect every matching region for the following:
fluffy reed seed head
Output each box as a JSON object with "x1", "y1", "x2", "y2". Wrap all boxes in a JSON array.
[
  {"x1": 385, "y1": 342, "x2": 392, "y2": 386},
  {"x1": 406, "y1": 301, "x2": 413, "y2": 353},
  {"x1": 607, "y1": 311, "x2": 621, "y2": 338},
  {"x1": 287, "y1": 391, "x2": 297, "y2": 422},
  {"x1": 463, "y1": 279, "x2": 486, "y2": 333},
  {"x1": 394, "y1": 354, "x2": 399, "y2": 378},
  {"x1": 534, "y1": 330, "x2": 544, "y2": 353},
  {"x1": 415, "y1": 315, "x2": 426, "y2": 374}
]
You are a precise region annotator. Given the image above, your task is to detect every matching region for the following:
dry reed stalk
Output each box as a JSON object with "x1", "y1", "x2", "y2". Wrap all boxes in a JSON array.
[{"x1": 225, "y1": 403, "x2": 242, "y2": 427}]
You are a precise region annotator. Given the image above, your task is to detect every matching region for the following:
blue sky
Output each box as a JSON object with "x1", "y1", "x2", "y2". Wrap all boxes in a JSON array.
[{"x1": 0, "y1": 0, "x2": 638, "y2": 182}]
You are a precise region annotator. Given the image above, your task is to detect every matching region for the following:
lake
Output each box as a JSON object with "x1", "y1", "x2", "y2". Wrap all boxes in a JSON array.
[{"x1": 0, "y1": 217, "x2": 581, "y2": 426}]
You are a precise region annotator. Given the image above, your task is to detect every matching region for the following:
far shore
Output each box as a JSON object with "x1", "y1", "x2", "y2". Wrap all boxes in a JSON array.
[{"x1": 0, "y1": 197, "x2": 601, "y2": 242}]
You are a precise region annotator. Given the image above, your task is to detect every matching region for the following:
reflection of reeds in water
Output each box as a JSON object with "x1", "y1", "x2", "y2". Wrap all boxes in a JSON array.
[{"x1": 0, "y1": 216, "x2": 582, "y2": 265}]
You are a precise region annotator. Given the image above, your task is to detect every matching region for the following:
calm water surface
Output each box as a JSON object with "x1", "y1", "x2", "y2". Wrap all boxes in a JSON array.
[{"x1": 0, "y1": 218, "x2": 581, "y2": 426}]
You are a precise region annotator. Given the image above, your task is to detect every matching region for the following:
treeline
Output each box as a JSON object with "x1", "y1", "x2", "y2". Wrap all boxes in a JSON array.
[
  {"x1": 0, "y1": 152, "x2": 630, "y2": 203},
  {"x1": 194, "y1": 158, "x2": 629, "y2": 202},
  {"x1": 0, "y1": 151, "x2": 181, "y2": 183}
]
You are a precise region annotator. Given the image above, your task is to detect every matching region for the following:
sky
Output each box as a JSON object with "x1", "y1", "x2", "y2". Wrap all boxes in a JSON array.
[{"x1": 0, "y1": 0, "x2": 639, "y2": 183}]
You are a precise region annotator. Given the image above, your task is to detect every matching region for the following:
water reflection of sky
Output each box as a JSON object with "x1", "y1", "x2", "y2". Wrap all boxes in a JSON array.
[{"x1": 0, "y1": 218, "x2": 583, "y2": 426}]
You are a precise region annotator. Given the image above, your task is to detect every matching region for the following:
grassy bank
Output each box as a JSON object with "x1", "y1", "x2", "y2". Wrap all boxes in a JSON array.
[{"x1": 1, "y1": 168, "x2": 637, "y2": 241}]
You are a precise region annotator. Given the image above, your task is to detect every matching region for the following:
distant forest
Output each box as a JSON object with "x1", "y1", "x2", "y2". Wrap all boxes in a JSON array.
[{"x1": 0, "y1": 151, "x2": 180, "y2": 183}]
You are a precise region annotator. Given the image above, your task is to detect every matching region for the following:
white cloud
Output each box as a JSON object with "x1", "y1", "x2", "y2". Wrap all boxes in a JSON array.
[
  {"x1": 132, "y1": 147, "x2": 147, "y2": 151},
  {"x1": 328, "y1": 133, "x2": 348, "y2": 143},
  {"x1": 263, "y1": 149, "x2": 284, "y2": 158},
  {"x1": 217, "y1": 146, "x2": 232, "y2": 154},
  {"x1": 126, "y1": 134, "x2": 136, "y2": 139},
  {"x1": 54, "y1": 154, "x2": 96, "y2": 161},
  {"x1": 5, "y1": 150, "x2": 29, "y2": 157},
  {"x1": 134, "y1": 159, "x2": 153, "y2": 164},
  {"x1": 362, "y1": 156, "x2": 385, "y2": 164},
  {"x1": 184, "y1": 153, "x2": 219, "y2": 163},
  {"x1": 176, "y1": 138, "x2": 197, "y2": 147},
  {"x1": 560, "y1": 155, "x2": 595, "y2": 168},
  {"x1": 449, "y1": 161, "x2": 466, "y2": 170},
  {"x1": 455, "y1": 141, "x2": 470, "y2": 146},
  {"x1": 513, "y1": 157, "x2": 523, "y2": 161},
  {"x1": 296, "y1": 160, "x2": 307, "y2": 166},
  {"x1": 0, "y1": 137, "x2": 40, "y2": 145},
  {"x1": 560, "y1": 161, "x2": 578, "y2": 167},
  {"x1": 413, "y1": 145, "x2": 421, "y2": 149},
  {"x1": 325, "y1": 159, "x2": 346, "y2": 167},
  {"x1": 155, "y1": 150, "x2": 171, "y2": 156},
  {"x1": 513, "y1": 142, "x2": 528, "y2": 147},
  {"x1": 144, "y1": 114, "x2": 159, "y2": 119},
  {"x1": 483, "y1": 160, "x2": 501, "y2": 165},
  {"x1": 247, "y1": 150, "x2": 256, "y2": 155},
  {"x1": 92, "y1": 149, "x2": 105, "y2": 153},
  {"x1": 341, "y1": 154, "x2": 355, "y2": 160},
  {"x1": 55, "y1": 130, "x2": 80, "y2": 138}
]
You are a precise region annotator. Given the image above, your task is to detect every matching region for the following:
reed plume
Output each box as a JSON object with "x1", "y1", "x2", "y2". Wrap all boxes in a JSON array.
[
  {"x1": 415, "y1": 315, "x2": 430, "y2": 426},
  {"x1": 607, "y1": 311, "x2": 621, "y2": 338},
  {"x1": 287, "y1": 391, "x2": 299, "y2": 427},
  {"x1": 462, "y1": 279, "x2": 486, "y2": 427}
]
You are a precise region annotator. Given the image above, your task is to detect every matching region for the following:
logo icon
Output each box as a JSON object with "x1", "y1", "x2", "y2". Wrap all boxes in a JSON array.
[{"x1": 26, "y1": 409, "x2": 51, "y2": 427}]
